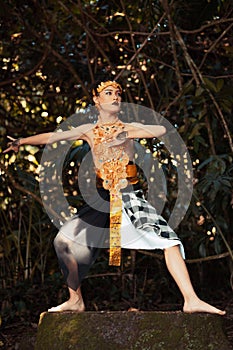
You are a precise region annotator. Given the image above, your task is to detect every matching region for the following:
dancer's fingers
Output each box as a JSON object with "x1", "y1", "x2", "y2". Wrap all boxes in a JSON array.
[{"x1": 6, "y1": 135, "x2": 16, "y2": 141}]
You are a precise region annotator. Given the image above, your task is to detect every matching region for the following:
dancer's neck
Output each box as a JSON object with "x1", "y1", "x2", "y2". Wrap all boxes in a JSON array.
[{"x1": 97, "y1": 113, "x2": 119, "y2": 124}]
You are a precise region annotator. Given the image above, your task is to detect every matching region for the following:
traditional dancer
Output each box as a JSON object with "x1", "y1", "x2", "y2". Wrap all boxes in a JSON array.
[{"x1": 4, "y1": 79, "x2": 225, "y2": 315}]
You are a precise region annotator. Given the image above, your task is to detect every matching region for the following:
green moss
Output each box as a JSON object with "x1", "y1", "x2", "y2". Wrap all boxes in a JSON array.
[{"x1": 35, "y1": 311, "x2": 230, "y2": 350}]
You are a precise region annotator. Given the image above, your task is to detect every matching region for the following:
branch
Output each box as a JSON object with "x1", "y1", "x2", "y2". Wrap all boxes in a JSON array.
[
  {"x1": 192, "y1": 190, "x2": 233, "y2": 261},
  {"x1": 115, "y1": 12, "x2": 166, "y2": 81},
  {"x1": 0, "y1": 163, "x2": 62, "y2": 223},
  {"x1": 119, "y1": 0, "x2": 156, "y2": 110},
  {"x1": 172, "y1": 25, "x2": 233, "y2": 153},
  {"x1": 205, "y1": 112, "x2": 216, "y2": 155},
  {"x1": 0, "y1": 30, "x2": 53, "y2": 88},
  {"x1": 179, "y1": 17, "x2": 233, "y2": 35},
  {"x1": 173, "y1": 24, "x2": 200, "y2": 86},
  {"x1": 50, "y1": 48, "x2": 90, "y2": 97},
  {"x1": 137, "y1": 249, "x2": 233, "y2": 264},
  {"x1": 91, "y1": 18, "x2": 233, "y2": 37},
  {"x1": 208, "y1": 90, "x2": 233, "y2": 153},
  {"x1": 72, "y1": 0, "x2": 109, "y2": 34},
  {"x1": 58, "y1": 0, "x2": 113, "y2": 70},
  {"x1": 162, "y1": 79, "x2": 194, "y2": 114},
  {"x1": 181, "y1": 73, "x2": 233, "y2": 79},
  {"x1": 199, "y1": 22, "x2": 233, "y2": 69},
  {"x1": 161, "y1": 0, "x2": 183, "y2": 91}
]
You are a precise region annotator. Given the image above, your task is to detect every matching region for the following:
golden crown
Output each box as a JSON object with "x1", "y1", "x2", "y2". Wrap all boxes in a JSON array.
[{"x1": 93, "y1": 81, "x2": 122, "y2": 96}]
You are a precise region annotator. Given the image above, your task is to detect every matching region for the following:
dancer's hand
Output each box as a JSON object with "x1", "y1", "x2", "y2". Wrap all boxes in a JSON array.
[
  {"x1": 107, "y1": 131, "x2": 128, "y2": 147},
  {"x1": 3, "y1": 136, "x2": 21, "y2": 153}
]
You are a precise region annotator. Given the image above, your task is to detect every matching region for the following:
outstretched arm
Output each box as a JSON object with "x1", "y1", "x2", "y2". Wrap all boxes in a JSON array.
[
  {"x1": 125, "y1": 122, "x2": 166, "y2": 139},
  {"x1": 3, "y1": 133, "x2": 54, "y2": 153},
  {"x1": 3, "y1": 124, "x2": 92, "y2": 153}
]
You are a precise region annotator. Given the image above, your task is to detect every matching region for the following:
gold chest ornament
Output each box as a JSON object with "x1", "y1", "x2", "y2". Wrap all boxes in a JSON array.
[{"x1": 93, "y1": 120, "x2": 129, "y2": 266}]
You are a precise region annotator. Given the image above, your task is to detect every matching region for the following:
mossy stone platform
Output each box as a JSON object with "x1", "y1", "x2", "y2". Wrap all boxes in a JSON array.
[{"x1": 35, "y1": 311, "x2": 230, "y2": 350}]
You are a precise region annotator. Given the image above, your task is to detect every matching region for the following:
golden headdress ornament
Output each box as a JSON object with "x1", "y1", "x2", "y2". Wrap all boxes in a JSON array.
[{"x1": 92, "y1": 80, "x2": 122, "y2": 96}]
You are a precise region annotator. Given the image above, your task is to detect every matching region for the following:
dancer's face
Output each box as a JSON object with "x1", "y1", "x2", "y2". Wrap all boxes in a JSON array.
[{"x1": 94, "y1": 86, "x2": 122, "y2": 115}]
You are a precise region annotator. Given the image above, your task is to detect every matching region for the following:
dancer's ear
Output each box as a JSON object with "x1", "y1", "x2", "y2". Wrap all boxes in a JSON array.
[
  {"x1": 93, "y1": 95, "x2": 97, "y2": 104},
  {"x1": 93, "y1": 95, "x2": 100, "y2": 109}
]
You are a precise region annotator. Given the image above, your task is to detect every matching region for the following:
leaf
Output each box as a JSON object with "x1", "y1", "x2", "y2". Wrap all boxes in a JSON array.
[
  {"x1": 198, "y1": 155, "x2": 226, "y2": 173},
  {"x1": 197, "y1": 176, "x2": 214, "y2": 193},
  {"x1": 195, "y1": 86, "x2": 205, "y2": 97},
  {"x1": 216, "y1": 79, "x2": 224, "y2": 92},
  {"x1": 215, "y1": 217, "x2": 228, "y2": 230},
  {"x1": 213, "y1": 180, "x2": 221, "y2": 192},
  {"x1": 195, "y1": 135, "x2": 208, "y2": 146},
  {"x1": 181, "y1": 82, "x2": 195, "y2": 95},
  {"x1": 214, "y1": 236, "x2": 222, "y2": 255},
  {"x1": 203, "y1": 77, "x2": 217, "y2": 93},
  {"x1": 188, "y1": 123, "x2": 205, "y2": 140},
  {"x1": 220, "y1": 179, "x2": 232, "y2": 188},
  {"x1": 224, "y1": 46, "x2": 233, "y2": 54},
  {"x1": 220, "y1": 100, "x2": 232, "y2": 113},
  {"x1": 198, "y1": 242, "x2": 206, "y2": 258},
  {"x1": 209, "y1": 187, "x2": 217, "y2": 201}
]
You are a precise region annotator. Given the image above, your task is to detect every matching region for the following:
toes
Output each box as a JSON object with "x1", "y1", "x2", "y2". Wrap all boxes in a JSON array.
[
  {"x1": 48, "y1": 306, "x2": 62, "y2": 312},
  {"x1": 218, "y1": 310, "x2": 226, "y2": 316}
]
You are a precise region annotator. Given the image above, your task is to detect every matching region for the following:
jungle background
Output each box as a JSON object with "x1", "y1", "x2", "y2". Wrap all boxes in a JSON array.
[{"x1": 0, "y1": 0, "x2": 233, "y2": 348}]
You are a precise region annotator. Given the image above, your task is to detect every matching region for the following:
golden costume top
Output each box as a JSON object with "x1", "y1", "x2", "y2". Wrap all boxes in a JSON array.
[{"x1": 93, "y1": 119, "x2": 138, "y2": 266}]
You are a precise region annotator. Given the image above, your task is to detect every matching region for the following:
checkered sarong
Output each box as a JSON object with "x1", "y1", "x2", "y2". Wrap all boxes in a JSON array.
[
  {"x1": 122, "y1": 189, "x2": 181, "y2": 242},
  {"x1": 56, "y1": 187, "x2": 185, "y2": 288}
]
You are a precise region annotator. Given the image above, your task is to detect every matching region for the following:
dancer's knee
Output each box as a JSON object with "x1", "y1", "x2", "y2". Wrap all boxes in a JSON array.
[{"x1": 54, "y1": 232, "x2": 71, "y2": 256}]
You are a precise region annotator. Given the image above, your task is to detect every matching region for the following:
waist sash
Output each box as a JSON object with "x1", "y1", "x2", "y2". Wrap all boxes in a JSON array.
[{"x1": 96, "y1": 164, "x2": 138, "y2": 265}]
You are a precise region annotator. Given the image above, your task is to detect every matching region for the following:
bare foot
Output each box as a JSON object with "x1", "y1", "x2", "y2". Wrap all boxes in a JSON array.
[
  {"x1": 48, "y1": 298, "x2": 85, "y2": 313},
  {"x1": 128, "y1": 307, "x2": 140, "y2": 312},
  {"x1": 183, "y1": 299, "x2": 226, "y2": 315}
]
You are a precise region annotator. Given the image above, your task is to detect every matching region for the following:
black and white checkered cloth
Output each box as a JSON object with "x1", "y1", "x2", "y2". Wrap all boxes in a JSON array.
[{"x1": 122, "y1": 189, "x2": 181, "y2": 242}]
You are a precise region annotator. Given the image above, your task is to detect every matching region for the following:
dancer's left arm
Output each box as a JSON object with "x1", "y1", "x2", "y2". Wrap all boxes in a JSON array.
[{"x1": 125, "y1": 123, "x2": 166, "y2": 139}]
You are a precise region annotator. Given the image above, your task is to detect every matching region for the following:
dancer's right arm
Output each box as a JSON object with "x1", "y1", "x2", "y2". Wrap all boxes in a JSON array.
[{"x1": 3, "y1": 124, "x2": 92, "y2": 153}]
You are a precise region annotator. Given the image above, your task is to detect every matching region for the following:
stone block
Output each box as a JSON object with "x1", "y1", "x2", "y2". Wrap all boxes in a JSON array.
[{"x1": 35, "y1": 311, "x2": 230, "y2": 350}]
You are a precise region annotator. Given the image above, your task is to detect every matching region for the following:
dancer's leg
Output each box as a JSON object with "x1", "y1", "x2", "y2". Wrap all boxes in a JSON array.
[
  {"x1": 48, "y1": 232, "x2": 97, "y2": 312},
  {"x1": 164, "y1": 245, "x2": 226, "y2": 315}
]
